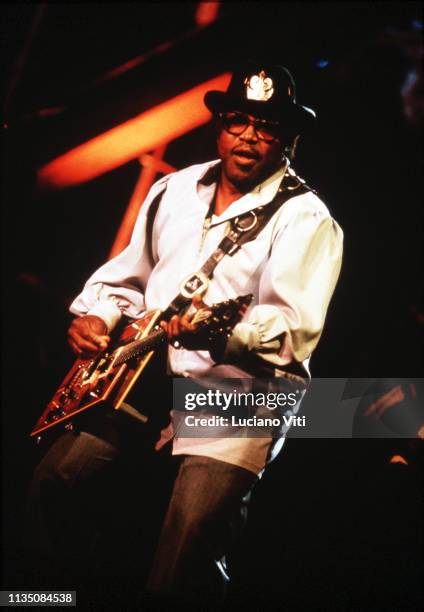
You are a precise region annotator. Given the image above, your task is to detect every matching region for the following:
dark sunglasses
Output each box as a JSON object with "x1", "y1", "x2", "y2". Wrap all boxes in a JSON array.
[{"x1": 219, "y1": 111, "x2": 281, "y2": 142}]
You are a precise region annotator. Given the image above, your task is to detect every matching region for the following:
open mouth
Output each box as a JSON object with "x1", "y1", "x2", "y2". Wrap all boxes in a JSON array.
[{"x1": 232, "y1": 148, "x2": 260, "y2": 161}]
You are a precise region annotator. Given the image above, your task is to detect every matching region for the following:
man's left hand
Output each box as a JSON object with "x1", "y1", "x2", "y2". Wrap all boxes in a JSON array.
[{"x1": 160, "y1": 295, "x2": 211, "y2": 350}]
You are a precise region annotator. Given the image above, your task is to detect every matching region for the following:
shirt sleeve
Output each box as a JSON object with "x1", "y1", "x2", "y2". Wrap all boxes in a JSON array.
[
  {"x1": 222, "y1": 206, "x2": 344, "y2": 369},
  {"x1": 69, "y1": 175, "x2": 170, "y2": 332}
]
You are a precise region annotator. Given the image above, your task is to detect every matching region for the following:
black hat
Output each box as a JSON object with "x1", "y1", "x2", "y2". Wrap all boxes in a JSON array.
[{"x1": 204, "y1": 61, "x2": 316, "y2": 133}]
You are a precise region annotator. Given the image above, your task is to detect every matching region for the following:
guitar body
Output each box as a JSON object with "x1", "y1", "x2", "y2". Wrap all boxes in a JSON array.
[{"x1": 31, "y1": 310, "x2": 162, "y2": 438}]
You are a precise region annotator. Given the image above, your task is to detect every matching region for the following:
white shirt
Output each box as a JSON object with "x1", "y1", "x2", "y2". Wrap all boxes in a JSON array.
[{"x1": 70, "y1": 159, "x2": 343, "y2": 473}]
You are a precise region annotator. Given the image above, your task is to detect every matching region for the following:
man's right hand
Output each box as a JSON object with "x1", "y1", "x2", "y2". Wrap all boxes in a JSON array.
[{"x1": 67, "y1": 315, "x2": 110, "y2": 356}]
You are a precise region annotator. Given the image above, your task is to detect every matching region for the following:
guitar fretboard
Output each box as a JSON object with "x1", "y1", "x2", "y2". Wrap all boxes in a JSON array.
[{"x1": 114, "y1": 328, "x2": 166, "y2": 366}]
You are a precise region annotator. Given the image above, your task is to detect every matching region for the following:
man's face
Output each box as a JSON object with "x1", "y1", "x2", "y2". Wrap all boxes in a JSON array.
[{"x1": 216, "y1": 111, "x2": 285, "y2": 191}]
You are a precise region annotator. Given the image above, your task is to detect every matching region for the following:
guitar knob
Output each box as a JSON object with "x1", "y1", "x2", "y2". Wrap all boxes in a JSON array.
[{"x1": 46, "y1": 408, "x2": 61, "y2": 422}]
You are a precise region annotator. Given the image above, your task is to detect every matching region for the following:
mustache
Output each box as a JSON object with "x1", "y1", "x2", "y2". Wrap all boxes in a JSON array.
[{"x1": 231, "y1": 146, "x2": 260, "y2": 160}]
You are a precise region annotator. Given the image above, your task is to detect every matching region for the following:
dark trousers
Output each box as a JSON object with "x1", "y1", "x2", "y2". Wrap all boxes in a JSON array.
[{"x1": 25, "y1": 412, "x2": 258, "y2": 608}]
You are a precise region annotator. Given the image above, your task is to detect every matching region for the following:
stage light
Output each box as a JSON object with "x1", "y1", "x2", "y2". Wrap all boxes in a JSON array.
[
  {"x1": 316, "y1": 59, "x2": 329, "y2": 69},
  {"x1": 38, "y1": 73, "x2": 231, "y2": 189},
  {"x1": 195, "y1": 2, "x2": 221, "y2": 26},
  {"x1": 389, "y1": 455, "x2": 408, "y2": 466}
]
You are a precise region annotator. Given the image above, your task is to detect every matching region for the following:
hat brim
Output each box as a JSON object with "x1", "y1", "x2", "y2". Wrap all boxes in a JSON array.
[{"x1": 204, "y1": 91, "x2": 316, "y2": 132}]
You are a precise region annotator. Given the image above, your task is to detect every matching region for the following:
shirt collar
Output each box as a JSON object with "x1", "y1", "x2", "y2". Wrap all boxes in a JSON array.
[{"x1": 197, "y1": 159, "x2": 288, "y2": 225}]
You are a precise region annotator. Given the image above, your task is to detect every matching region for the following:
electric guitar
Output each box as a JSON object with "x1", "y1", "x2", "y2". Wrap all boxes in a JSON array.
[{"x1": 30, "y1": 295, "x2": 253, "y2": 439}]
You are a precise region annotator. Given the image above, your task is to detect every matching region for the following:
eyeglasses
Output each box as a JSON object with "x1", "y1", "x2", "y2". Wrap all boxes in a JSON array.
[{"x1": 219, "y1": 111, "x2": 281, "y2": 142}]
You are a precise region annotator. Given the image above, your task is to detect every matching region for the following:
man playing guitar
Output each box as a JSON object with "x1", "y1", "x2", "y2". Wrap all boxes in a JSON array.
[{"x1": 27, "y1": 61, "x2": 343, "y2": 608}]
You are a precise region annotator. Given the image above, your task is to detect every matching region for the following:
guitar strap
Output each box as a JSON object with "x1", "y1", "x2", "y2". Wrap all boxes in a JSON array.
[
  {"x1": 145, "y1": 187, "x2": 167, "y2": 270},
  {"x1": 147, "y1": 165, "x2": 315, "y2": 321}
]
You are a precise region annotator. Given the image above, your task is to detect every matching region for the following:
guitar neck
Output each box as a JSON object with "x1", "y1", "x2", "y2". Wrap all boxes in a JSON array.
[{"x1": 114, "y1": 327, "x2": 167, "y2": 366}]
